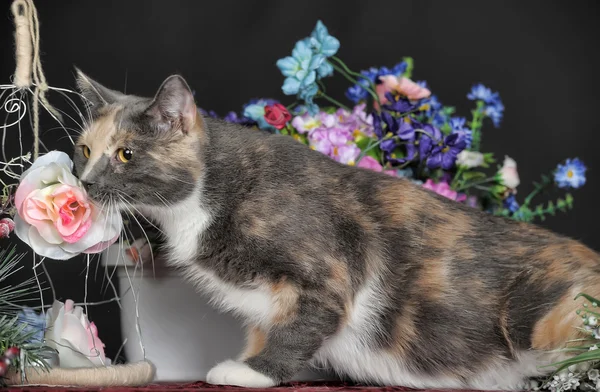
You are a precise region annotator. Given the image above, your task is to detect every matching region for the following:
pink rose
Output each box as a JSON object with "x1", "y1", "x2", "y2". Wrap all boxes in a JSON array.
[
  {"x1": 13, "y1": 151, "x2": 122, "y2": 260},
  {"x1": 376, "y1": 75, "x2": 432, "y2": 108},
  {"x1": 499, "y1": 156, "x2": 520, "y2": 190},
  {"x1": 0, "y1": 217, "x2": 15, "y2": 239},
  {"x1": 45, "y1": 300, "x2": 110, "y2": 368}
]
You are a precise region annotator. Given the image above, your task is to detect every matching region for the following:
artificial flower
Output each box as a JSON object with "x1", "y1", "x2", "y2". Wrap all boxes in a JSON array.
[
  {"x1": 485, "y1": 100, "x2": 505, "y2": 128},
  {"x1": 13, "y1": 151, "x2": 122, "y2": 260},
  {"x1": 467, "y1": 84, "x2": 499, "y2": 103},
  {"x1": 467, "y1": 84, "x2": 504, "y2": 128},
  {"x1": 307, "y1": 20, "x2": 340, "y2": 78},
  {"x1": 456, "y1": 150, "x2": 484, "y2": 168},
  {"x1": 378, "y1": 75, "x2": 431, "y2": 103},
  {"x1": 264, "y1": 103, "x2": 292, "y2": 130},
  {"x1": 0, "y1": 217, "x2": 15, "y2": 238},
  {"x1": 555, "y1": 158, "x2": 587, "y2": 189},
  {"x1": 357, "y1": 156, "x2": 383, "y2": 171},
  {"x1": 426, "y1": 133, "x2": 466, "y2": 170},
  {"x1": 17, "y1": 307, "x2": 46, "y2": 343},
  {"x1": 423, "y1": 179, "x2": 467, "y2": 202},
  {"x1": 243, "y1": 103, "x2": 276, "y2": 131},
  {"x1": 334, "y1": 144, "x2": 361, "y2": 165},
  {"x1": 382, "y1": 92, "x2": 419, "y2": 114},
  {"x1": 498, "y1": 156, "x2": 520, "y2": 189},
  {"x1": 291, "y1": 112, "x2": 322, "y2": 134},
  {"x1": 503, "y1": 194, "x2": 520, "y2": 213},
  {"x1": 450, "y1": 117, "x2": 473, "y2": 148},
  {"x1": 45, "y1": 299, "x2": 110, "y2": 368},
  {"x1": 277, "y1": 40, "x2": 323, "y2": 94}
]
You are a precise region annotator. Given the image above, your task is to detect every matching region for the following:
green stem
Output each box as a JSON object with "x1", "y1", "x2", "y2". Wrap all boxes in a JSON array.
[
  {"x1": 318, "y1": 92, "x2": 352, "y2": 112},
  {"x1": 286, "y1": 101, "x2": 298, "y2": 111},
  {"x1": 523, "y1": 176, "x2": 553, "y2": 207},
  {"x1": 450, "y1": 166, "x2": 465, "y2": 189},
  {"x1": 456, "y1": 177, "x2": 497, "y2": 192},
  {"x1": 330, "y1": 56, "x2": 381, "y2": 106},
  {"x1": 329, "y1": 62, "x2": 380, "y2": 107}
]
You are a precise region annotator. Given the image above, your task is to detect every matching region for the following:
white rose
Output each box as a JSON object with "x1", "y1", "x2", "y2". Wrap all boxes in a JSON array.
[
  {"x1": 499, "y1": 155, "x2": 520, "y2": 189},
  {"x1": 13, "y1": 151, "x2": 122, "y2": 260},
  {"x1": 45, "y1": 300, "x2": 111, "y2": 368},
  {"x1": 456, "y1": 151, "x2": 484, "y2": 168}
]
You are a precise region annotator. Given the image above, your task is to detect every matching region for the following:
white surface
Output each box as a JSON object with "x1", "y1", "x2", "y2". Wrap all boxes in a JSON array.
[{"x1": 101, "y1": 244, "x2": 333, "y2": 382}]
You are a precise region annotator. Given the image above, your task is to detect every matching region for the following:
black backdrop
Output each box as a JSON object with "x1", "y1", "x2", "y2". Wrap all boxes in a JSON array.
[{"x1": 1, "y1": 0, "x2": 599, "y2": 361}]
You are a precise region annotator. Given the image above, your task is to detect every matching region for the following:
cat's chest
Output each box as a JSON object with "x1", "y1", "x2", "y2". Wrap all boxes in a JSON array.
[{"x1": 143, "y1": 200, "x2": 275, "y2": 325}]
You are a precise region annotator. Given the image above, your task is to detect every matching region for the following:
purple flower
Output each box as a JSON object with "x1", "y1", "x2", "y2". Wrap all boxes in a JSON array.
[
  {"x1": 426, "y1": 133, "x2": 467, "y2": 170},
  {"x1": 418, "y1": 124, "x2": 443, "y2": 160},
  {"x1": 308, "y1": 128, "x2": 332, "y2": 155},
  {"x1": 327, "y1": 127, "x2": 353, "y2": 146},
  {"x1": 382, "y1": 93, "x2": 417, "y2": 113},
  {"x1": 334, "y1": 144, "x2": 361, "y2": 165}
]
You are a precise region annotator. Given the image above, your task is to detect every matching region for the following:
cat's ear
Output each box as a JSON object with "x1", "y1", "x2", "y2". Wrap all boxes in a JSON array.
[
  {"x1": 75, "y1": 67, "x2": 126, "y2": 116},
  {"x1": 144, "y1": 75, "x2": 197, "y2": 134}
]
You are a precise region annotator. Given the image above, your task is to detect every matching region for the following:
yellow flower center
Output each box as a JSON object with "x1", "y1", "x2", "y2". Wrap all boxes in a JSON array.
[
  {"x1": 419, "y1": 104, "x2": 430, "y2": 111},
  {"x1": 442, "y1": 146, "x2": 450, "y2": 153},
  {"x1": 353, "y1": 129, "x2": 362, "y2": 138},
  {"x1": 348, "y1": 160, "x2": 355, "y2": 166},
  {"x1": 333, "y1": 146, "x2": 339, "y2": 156},
  {"x1": 567, "y1": 170, "x2": 574, "y2": 178}
]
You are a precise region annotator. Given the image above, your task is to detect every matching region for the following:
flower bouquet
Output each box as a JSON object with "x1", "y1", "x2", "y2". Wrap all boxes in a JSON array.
[{"x1": 200, "y1": 21, "x2": 586, "y2": 224}]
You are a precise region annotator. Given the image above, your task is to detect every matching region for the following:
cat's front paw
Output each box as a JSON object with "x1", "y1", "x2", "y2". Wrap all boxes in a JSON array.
[{"x1": 206, "y1": 359, "x2": 277, "y2": 388}]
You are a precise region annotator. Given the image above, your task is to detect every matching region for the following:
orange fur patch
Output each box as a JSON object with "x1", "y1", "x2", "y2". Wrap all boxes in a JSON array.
[
  {"x1": 271, "y1": 278, "x2": 299, "y2": 325},
  {"x1": 240, "y1": 326, "x2": 267, "y2": 360}
]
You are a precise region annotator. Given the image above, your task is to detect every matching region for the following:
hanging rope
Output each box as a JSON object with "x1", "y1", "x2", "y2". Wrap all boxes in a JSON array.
[{"x1": 11, "y1": 0, "x2": 62, "y2": 160}]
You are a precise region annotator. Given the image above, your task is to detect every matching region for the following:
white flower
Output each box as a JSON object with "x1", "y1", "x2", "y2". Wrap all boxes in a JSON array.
[
  {"x1": 588, "y1": 369, "x2": 600, "y2": 381},
  {"x1": 456, "y1": 151, "x2": 485, "y2": 169},
  {"x1": 499, "y1": 155, "x2": 520, "y2": 189},
  {"x1": 13, "y1": 151, "x2": 122, "y2": 260},
  {"x1": 45, "y1": 300, "x2": 111, "y2": 368},
  {"x1": 589, "y1": 316, "x2": 598, "y2": 327},
  {"x1": 590, "y1": 345, "x2": 599, "y2": 351}
]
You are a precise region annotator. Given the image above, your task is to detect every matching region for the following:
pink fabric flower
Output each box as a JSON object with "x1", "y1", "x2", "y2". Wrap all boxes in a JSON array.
[
  {"x1": 0, "y1": 217, "x2": 15, "y2": 239},
  {"x1": 357, "y1": 156, "x2": 383, "y2": 172},
  {"x1": 423, "y1": 179, "x2": 467, "y2": 202},
  {"x1": 45, "y1": 300, "x2": 110, "y2": 368},
  {"x1": 13, "y1": 151, "x2": 122, "y2": 260},
  {"x1": 376, "y1": 75, "x2": 432, "y2": 107}
]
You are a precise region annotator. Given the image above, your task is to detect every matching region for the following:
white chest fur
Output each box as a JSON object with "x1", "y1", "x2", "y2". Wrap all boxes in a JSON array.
[{"x1": 140, "y1": 190, "x2": 274, "y2": 326}]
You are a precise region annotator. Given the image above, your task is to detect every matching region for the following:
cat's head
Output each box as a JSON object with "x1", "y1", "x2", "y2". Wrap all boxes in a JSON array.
[{"x1": 73, "y1": 69, "x2": 205, "y2": 210}]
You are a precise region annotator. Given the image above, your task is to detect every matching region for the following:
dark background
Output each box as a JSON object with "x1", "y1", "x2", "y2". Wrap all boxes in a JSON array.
[{"x1": 1, "y1": 0, "x2": 599, "y2": 361}]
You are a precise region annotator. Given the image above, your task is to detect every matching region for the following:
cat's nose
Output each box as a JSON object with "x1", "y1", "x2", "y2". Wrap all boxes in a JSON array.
[{"x1": 81, "y1": 180, "x2": 95, "y2": 190}]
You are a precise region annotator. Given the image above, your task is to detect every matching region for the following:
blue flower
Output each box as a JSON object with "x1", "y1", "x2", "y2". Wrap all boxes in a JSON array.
[
  {"x1": 277, "y1": 40, "x2": 324, "y2": 96},
  {"x1": 345, "y1": 68, "x2": 378, "y2": 103},
  {"x1": 17, "y1": 307, "x2": 45, "y2": 344},
  {"x1": 467, "y1": 84, "x2": 499, "y2": 104},
  {"x1": 555, "y1": 158, "x2": 587, "y2": 189},
  {"x1": 485, "y1": 100, "x2": 504, "y2": 128},
  {"x1": 307, "y1": 21, "x2": 340, "y2": 78},
  {"x1": 450, "y1": 116, "x2": 473, "y2": 148},
  {"x1": 504, "y1": 194, "x2": 520, "y2": 213},
  {"x1": 378, "y1": 61, "x2": 407, "y2": 78},
  {"x1": 422, "y1": 95, "x2": 447, "y2": 127},
  {"x1": 467, "y1": 84, "x2": 504, "y2": 128}
]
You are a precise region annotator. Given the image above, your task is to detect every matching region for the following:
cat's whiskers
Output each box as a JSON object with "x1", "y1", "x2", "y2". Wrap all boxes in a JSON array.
[
  {"x1": 113, "y1": 189, "x2": 165, "y2": 236},
  {"x1": 117, "y1": 194, "x2": 157, "y2": 279}
]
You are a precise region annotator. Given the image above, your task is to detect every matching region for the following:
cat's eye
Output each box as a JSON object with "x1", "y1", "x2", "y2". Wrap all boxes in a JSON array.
[
  {"x1": 82, "y1": 145, "x2": 91, "y2": 159},
  {"x1": 117, "y1": 148, "x2": 133, "y2": 163}
]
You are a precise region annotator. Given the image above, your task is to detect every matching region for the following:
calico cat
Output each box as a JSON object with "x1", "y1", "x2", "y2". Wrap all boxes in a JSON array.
[{"x1": 73, "y1": 69, "x2": 600, "y2": 390}]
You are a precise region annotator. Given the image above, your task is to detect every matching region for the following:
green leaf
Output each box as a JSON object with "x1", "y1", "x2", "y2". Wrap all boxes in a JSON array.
[
  {"x1": 440, "y1": 122, "x2": 452, "y2": 135},
  {"x1": 462, "y1": 171, "x2": 487, "y2": 181},
  {"x1": 547, "y1": 201, "x2": 555, "y2": 215}
]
